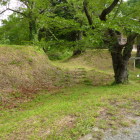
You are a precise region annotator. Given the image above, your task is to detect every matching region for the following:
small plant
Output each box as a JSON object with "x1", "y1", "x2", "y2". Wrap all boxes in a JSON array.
[
  {"x1": 111, "y1": 130, "x2": 118, "y2": 135},
  {"x1": 9, "y1": 60, "x2": 22, "y2": 66},
  {"x1": 83, "y1": 79, "x2": 93, "y2": 85},
  {"x1": 123, "y1": 130, "x2": 130, "y2": 135},
  {"x1": 119, "y1": 121, "x2": 130, "y2": 127},
  {"x1": 98, "y1": 120, "x2": 109, "y2": 130},
  {"x1": 131, "y1": 120, "x2": 136, "y2": 124},
  {"x1": 92, "y1": 131, "x2": 104, "y2": 139},
  {"x1": 28, "y1": 58, "x2": 33, "y2": 63},
  {"x1": 11, "y1": 92, "x2": 21, "y2": 98},
  {"x1": 134, "y1": 111, "x2": 140, "y2": 116}
]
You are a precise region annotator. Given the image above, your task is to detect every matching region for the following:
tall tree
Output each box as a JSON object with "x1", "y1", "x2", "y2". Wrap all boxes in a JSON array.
[
  {"x1": 38, "y1": 0, "x2": 85, "y2": 55},
  {"x1": 83, "y1": 0, "x2": 140, "y2": 83},
  {"x1": 0, "y1": 0, "x2": 49, "y2": 42}
]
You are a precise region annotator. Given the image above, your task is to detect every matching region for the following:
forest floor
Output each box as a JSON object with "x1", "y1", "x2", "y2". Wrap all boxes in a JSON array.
[{"x1": 0, "y1": 46, "x2": 140, "y2": 140}]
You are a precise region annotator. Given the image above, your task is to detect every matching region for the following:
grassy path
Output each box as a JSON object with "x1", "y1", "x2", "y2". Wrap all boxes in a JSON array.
[{"x1": 0, "y1": 84, "x2": 140, "y2": 140}]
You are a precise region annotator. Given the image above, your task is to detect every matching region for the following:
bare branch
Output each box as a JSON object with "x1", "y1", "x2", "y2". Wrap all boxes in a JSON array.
[
  {"x1": 0, "y1": 9, "x2": 7, "y2": 14},
  {"x1": 0, "y1": 7, "x2": 28, "y2": 17},
  {"x1": 7, "y1": 8, "x2": 27, "y2": 17}
]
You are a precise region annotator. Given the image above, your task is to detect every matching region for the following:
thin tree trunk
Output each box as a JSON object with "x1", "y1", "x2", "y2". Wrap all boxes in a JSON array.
[
  {"x1": 72, "y1": 31, "x2": 84, "y2": 56},
  {"x1": 29, "y1": 19, "x2": 37, "y2": 41},
  {"x1": 136, "y1": 44, "x2": 140, "y2": 67}
]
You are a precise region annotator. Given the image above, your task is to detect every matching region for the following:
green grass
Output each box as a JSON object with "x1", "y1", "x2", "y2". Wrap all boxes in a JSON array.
[
  {"x1": 0, "y1": 46, "x2": 140, "y2": 139},
  {"x1": 0, "y1": 83, "x2": 140, "y2": 140},
  {"x1": 0, "y1": 44, "x2": 45, "y2": 54}
]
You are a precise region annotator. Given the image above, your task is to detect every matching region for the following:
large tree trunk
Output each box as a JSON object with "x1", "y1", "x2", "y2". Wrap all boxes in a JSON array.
[
  {"x1": 111, "y1": 43, "x2": 129, "y2": 83},
  {"x1": 111, "y1": 51, "x2": 129, "y2": 83},
  {"x1": 111, "y1": 34, "x2": 137, "y2": 84}
]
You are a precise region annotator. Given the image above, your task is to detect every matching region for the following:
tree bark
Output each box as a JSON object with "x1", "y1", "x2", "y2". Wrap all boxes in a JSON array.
[
  {"x1": 111, "y1": 44, "x2": 129, "y2": 83},
  {"x1": 136, "y1": 44, "x2": 140, "y2": 67},
  {"x1": 99, "y1": 0, "x2": 120, "y2": 21},
  {"x1": 111, "y1": 34, "x2": 137, "y2": 84},
  {"x1": 83, "y1": 0, "x2": 95, "y2": 29},
  {"x1": 72, "y1": 30, "x2": 84, "y2": 56},
  {"x1": 83, "y1": 0, "x2": 137, "y2": 84},
  {"x1": 29, "y1": 19, "x2": 37, "y2": 41}
]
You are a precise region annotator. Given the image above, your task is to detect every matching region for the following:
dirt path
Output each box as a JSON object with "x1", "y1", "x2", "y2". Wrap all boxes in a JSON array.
[
  {"x1": 103, "y1": 117, "x2": 140, "y2": 140},
  {"x1": 79, "y1": 116, "x2": 140, "y2": 140}
]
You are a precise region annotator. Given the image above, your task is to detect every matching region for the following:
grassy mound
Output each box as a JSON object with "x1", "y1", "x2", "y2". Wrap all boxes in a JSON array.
[
  {"x1": 0, "y1": 45, "x2": 64, "y2": 94},
  {"x1": 0, "y1": 47, "x2": 113, "y2": 93},
  {"x1": 53, "y1": 49, "x2": 114, "y2": 86},
  {"x1": 65, "y1": 49, "x2": 113, "y2": 72},
  {"x1": 0, "y1": 46, "x2": 114, "y2": 107}
]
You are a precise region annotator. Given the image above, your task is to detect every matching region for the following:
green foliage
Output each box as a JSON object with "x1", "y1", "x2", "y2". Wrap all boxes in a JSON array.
[
  {"x1": 0, "y1": 14, "x2": 29, "y2": 45},
  {"x1": 38, "y1": 39, "x2": 73, "y2": 60},
  {"x1": 0, "y1": 38, "x2": 10, "y2": 44},
  {"x1": 0, "y1": 0, "x2": 140, "y2": 59},
  {"x1": 0, "y1": 0, "x2": 9, "y2": 5}
]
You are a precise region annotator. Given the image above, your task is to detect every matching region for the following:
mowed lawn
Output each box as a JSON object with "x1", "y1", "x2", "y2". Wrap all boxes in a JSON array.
[{"x1": 0, "y1": 83, "x2": 140, "y2": 140}]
